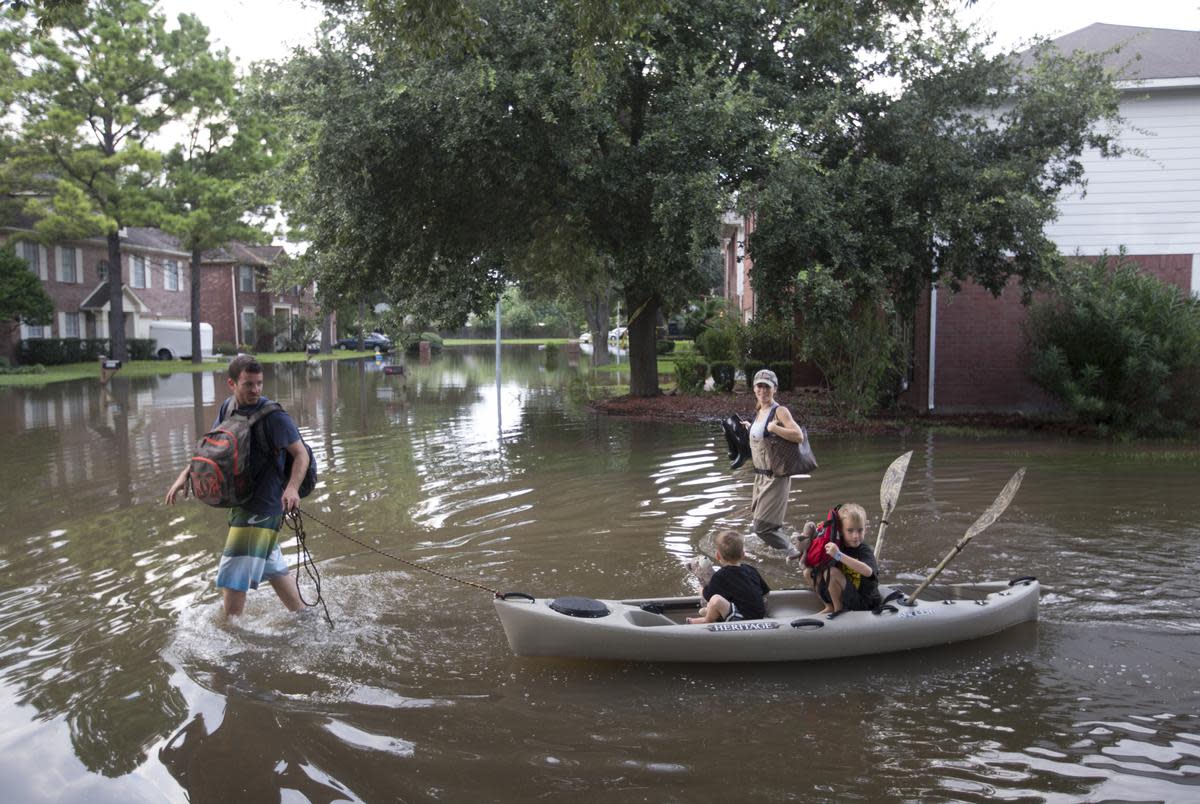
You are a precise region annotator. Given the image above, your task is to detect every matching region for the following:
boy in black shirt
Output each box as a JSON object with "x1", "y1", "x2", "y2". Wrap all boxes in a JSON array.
[
  {"x1": 687, "y1": 531, "x2": 771, "y2": 624},
  {"x1": 818, "y1": 503, "x2": 881, "y2": 614}
]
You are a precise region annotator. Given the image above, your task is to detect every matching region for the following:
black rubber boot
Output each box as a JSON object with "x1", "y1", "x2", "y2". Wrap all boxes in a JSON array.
[
  {"x1": 729, "y1": 419, "x2": 751, "y2": 470},
  {"x1": 720, "y1": 416, "x2": 740, "y2": 460}
]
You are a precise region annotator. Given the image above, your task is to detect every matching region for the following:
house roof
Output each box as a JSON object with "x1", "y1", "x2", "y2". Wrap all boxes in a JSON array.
[
  {"x1": 123, "y1": 227, "x2": 185, "y2": 252},
  {"x1": 1025, "y1": 23, "x2": 1200, "y2": 82},
  {"x1": 79, "y1": 283, "x2": 150, "y2": 313},
  {"x1": 201, "y1": 242, "x2": 286, "y2": 266},
  {"x1": 2, "y1": 216, "x2": 290, "y2": 267}
]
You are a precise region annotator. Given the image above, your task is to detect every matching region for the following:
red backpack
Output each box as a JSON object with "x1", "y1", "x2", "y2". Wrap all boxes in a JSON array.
[
  {"x1": 188, "y1": 399, "x2": 283, "y2": 507},
  {"x1": 804, "y1": 505, "x2": 844, "y2": 571}
]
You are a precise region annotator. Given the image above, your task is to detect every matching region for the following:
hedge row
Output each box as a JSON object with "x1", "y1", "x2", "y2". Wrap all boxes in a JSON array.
[{"x1": 18, "y1": 337, "x2": 157, "y2": 365}]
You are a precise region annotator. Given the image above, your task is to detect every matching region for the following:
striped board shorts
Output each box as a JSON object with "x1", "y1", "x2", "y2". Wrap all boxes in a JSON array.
[{"x1": 216, "y1": 508, "x2": 290, "y2": 592}]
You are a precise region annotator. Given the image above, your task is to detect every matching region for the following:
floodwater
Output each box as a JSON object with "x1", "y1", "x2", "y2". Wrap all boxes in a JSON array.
[{"x1": 1, "y1": 345, "x2": 1198, "y2": 803}]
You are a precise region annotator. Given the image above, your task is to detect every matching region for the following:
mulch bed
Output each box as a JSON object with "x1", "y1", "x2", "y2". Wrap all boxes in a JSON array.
[{"x1": 590, "y1": 387, "x2": 1070, "y2": 436}]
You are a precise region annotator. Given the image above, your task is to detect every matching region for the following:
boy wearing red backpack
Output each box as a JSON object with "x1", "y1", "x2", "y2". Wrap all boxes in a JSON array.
[
  {"x1": 164, "y1": 355, "x2": 310, "y2": 617},
  {"x1": 792, "y1": 503, "x2": 881, "y2": 614}
]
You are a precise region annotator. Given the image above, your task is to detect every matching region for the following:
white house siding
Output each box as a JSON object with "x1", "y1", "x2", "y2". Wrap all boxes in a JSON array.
[{"x1": 1045, "y1": 85, "x2": 1200, "y2": 257}]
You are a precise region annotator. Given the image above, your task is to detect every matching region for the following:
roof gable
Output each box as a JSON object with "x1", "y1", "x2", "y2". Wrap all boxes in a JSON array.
[{"x1": 1027, "y1": 23, "x2": 1200, "y2": 81}]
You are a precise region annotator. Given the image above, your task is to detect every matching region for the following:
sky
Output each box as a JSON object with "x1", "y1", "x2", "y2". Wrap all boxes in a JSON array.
[
  {"x1": 156, "y1": 0, "x2": 1200, "y2": 67},
  {"x1": 151, "y1": 0, "x2": 1197, "y2": 250}
]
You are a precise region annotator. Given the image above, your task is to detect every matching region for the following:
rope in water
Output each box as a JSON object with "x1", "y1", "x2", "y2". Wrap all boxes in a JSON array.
[
  {"x1": 283, "y1": 510, "x2": 334, "y2": 629},
  {"x1": 291, "y1": 507, "x2": 503, "y2": 597}
]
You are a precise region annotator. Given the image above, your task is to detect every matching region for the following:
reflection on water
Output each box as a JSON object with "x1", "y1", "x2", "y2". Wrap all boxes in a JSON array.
[{"x1": 1, "y1": 345, "x2": 1199, "y2": 801}]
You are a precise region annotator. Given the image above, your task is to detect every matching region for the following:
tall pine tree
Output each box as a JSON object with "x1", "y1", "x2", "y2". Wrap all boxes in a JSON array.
[{"x1": 11, "y1": 0, "x2": 227, "y2": 360}]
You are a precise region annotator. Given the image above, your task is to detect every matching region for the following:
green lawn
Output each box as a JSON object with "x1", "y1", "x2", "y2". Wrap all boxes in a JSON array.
[
  {"x1": 1, "y1": 339, "x2": 695, "y2": 387},
  {"x1": 0, "y1": 351, "x2": 343, "y2": 387},
  {"x1": 443, "y1": 337, "x2": 572, "y2": 346}
]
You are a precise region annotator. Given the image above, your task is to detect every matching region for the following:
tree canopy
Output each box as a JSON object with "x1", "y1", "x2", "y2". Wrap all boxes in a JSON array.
[
  {"x1": 272, "y1": 0, "x2": 934, "y2": 395},
  {"x1": 748, "y1": 10, "x2": 1123, "y2": 322},
  {"x1": 7, "y1": 0, "x2": 228, "y2": 359},
  {"x1": 0, "y1": 243, "x2": 54, "y2": 329}
]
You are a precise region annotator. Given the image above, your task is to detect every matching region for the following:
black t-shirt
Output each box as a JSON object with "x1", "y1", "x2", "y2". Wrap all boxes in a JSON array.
[
  {"x1": 838, "y1": 542, "x2": 880, "y2": 600},
  {"x1": 703, "y1": 564, "x2": 771, "y2": 620}
]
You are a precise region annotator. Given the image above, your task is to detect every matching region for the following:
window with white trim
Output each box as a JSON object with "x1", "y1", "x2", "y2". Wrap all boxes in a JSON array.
[
  {"x1": 24, "y1": 323, "x2": 48, "y2": 338},
  {"x1": 63, "y1": 312, "x2": 81, "y2": 338},
  {"x1": 164, "y1": 259, "x2": 179, "y2": 291},
  {"x1": 239, "y1": 265, "x2": 256, "y2": 292},
  {"x1": 18, "y1": 241, "x2": 39, "y2": 276},
  {"x1": 241, "y1": 310, "x2": 256, "y2": 345},
  {"x1": 131, "y1": 255, "x2": 147, "y2": 288},
  {"x1": 60, "y1": 246, "x2": 78, "y2": 283}
]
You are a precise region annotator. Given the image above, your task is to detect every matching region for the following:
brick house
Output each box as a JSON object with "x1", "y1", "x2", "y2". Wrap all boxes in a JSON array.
[
  {"x1": 1, "y1": 223, "x2": 192, "y2": 360},
  {"x1": 900, "y1": 24, "x2": 1200, "y2": 413},
  {"x1": 198, "y1": 242, "x2": 319, "y2": 353},
  {"x1": 721, "y1": 210, "x2": 756, "y2": 323},
  {"x1": 1, "y1": 222, "x2": 321, "y2": 362},
  {"x1": 723, "y1": 24, "x2": 1200, "y2": 410}
]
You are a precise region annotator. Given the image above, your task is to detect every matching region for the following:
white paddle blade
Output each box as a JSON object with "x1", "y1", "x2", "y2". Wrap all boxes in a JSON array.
[
  {"x1": 880, "y1": 451, "x2": 913, "y2": 515},
  {"x1": 964, "y1": 467, "x2": 1026, "y2": 541}
]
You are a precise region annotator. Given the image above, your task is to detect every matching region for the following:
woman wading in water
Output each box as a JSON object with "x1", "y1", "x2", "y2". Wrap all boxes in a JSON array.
[{"x1": 747, "y1": 368, "x2": 805, "y2": 550}]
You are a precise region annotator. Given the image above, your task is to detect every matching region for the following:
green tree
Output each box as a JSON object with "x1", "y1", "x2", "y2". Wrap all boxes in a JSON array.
[
  {"x1": 9, "y1": 0, "x2": 227, "y2": 360},
  {"x1": 748, "y1": 8, "x2": 1122, "y2": 408},
  {"x1": 275, "y1": 1, "x2": 930, "y2": 395},
  {"x1": 0, "y1": 243, "x2": 54, "y2": 339},
  {"x1": 161, "y1": 63, "x2": 282, "y2": 363}
]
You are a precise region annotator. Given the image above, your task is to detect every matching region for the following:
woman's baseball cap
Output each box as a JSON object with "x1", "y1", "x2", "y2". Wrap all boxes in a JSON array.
[{"x1": 753, "y1": 369, "x2": 778, "y2": 389}]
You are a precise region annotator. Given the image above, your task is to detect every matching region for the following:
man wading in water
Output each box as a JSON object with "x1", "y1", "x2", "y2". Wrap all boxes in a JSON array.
[{"x1": 164, "y1": 355, "x2": 309, "y2": 617}]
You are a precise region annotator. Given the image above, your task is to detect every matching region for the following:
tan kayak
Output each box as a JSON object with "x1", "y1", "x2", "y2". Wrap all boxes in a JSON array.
[{"x1": 493, "y1": 578, "x2": 1039, "y2": 663}]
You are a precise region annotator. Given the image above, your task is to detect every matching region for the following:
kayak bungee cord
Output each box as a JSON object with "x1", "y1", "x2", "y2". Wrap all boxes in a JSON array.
[{"x1": 286, "y1": 508, "x2": 505, "y2": 625}]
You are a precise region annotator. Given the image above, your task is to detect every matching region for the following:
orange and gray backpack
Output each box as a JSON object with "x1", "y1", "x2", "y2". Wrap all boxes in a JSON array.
[{"x1": 188, "y1": 399, "x2": 317, "y2": 507}]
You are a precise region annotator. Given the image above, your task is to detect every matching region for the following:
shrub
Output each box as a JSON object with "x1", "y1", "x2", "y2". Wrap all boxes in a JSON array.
[
  {"x1": 738, "y1": 315, "x2": 793, "y2": 364},
  {"x1": 18, "y1": 337, "x2": 110, "y2": 365},
  {"x1": 1025, "y1": 253, "x2": 1200, "y2": 436},
  {"x1": 769, "y1": 361, "x2": 793, "y2": 391},
  {"x1": 674, "y1": 353, "x2": 709, "y2": 394},
  {"x1": 695, "y1": 323, "x2": 738, "y2": 361},
  {"x1": 655, "y1": 339, "x2": 675, "y2": 355},
  {"x1": 407, "y1": 332, "x2": 444, "y2": 354},
  {"x1": 710, "y1": 361, "x2": 736, "y2": 392},
  {"x1": 214, "y1": 342, "x2": 238, "y2": 355},
  {"x1": 128, "y1": 338, "x2": 157, "y2": 361},
  {"x1": 804, "y1": 304, "x2": 898, "y2": 421}
]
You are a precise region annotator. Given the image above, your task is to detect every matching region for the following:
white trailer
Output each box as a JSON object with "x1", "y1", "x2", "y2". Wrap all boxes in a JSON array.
[{"x1": 148, "y1": 320, "x2": 214, "y2": 360}]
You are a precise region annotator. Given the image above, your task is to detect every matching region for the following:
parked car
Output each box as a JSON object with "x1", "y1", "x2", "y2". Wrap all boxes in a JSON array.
[
  {"x1": 578, "y1": 332, "x2": 592, "y2": 344},
  {"x1": 608, "y1": 326, "x2": 628, "y2": 344},
  {"x1": 335, "y1": 331, "x2": 392, "y2": 352}
]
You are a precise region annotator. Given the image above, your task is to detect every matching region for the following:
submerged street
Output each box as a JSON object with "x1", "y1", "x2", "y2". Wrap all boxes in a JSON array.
[{"x1": 0, "y1": 346, "x2": 1197, "y2": 802}]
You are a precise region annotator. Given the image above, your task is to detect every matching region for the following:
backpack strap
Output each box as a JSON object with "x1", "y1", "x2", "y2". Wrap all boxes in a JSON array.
[{"x1": 222, "y1": 399, "x2": 284, "y2": 456}]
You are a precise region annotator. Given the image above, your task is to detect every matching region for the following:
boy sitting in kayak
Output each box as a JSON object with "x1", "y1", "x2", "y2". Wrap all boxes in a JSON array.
[
  {"x1": 687, "y1": 531, "x2": 771, "y2": 624},
  {"x1": 815, "y1": 503, "x2": 881, "y2": 615}
]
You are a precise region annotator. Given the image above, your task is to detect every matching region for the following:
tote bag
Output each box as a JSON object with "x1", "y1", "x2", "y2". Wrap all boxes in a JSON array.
[{"x1": 764, "y1": 405, "x2": 817, "y2": 476}]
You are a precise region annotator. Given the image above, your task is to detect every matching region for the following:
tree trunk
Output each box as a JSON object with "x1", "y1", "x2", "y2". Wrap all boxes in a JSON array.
[
  {"x1": 626, "y1": 289, "x2": 661, "y2": 397},
  {"x1": 583, "y1": 292, "x2": 610, "y2": 366},
  {"x1": 321, "y1": 311, "x2": 333, "y2": 354},
  {"x1": 190, "y1": 245, "x2": 203, "y2": 364},
  {"x1": 106, "y1": 230, "x2": 128, "y2": 362},
  {"x1": 357, "y1": 298, "x2": 366, "y2": 350}
]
